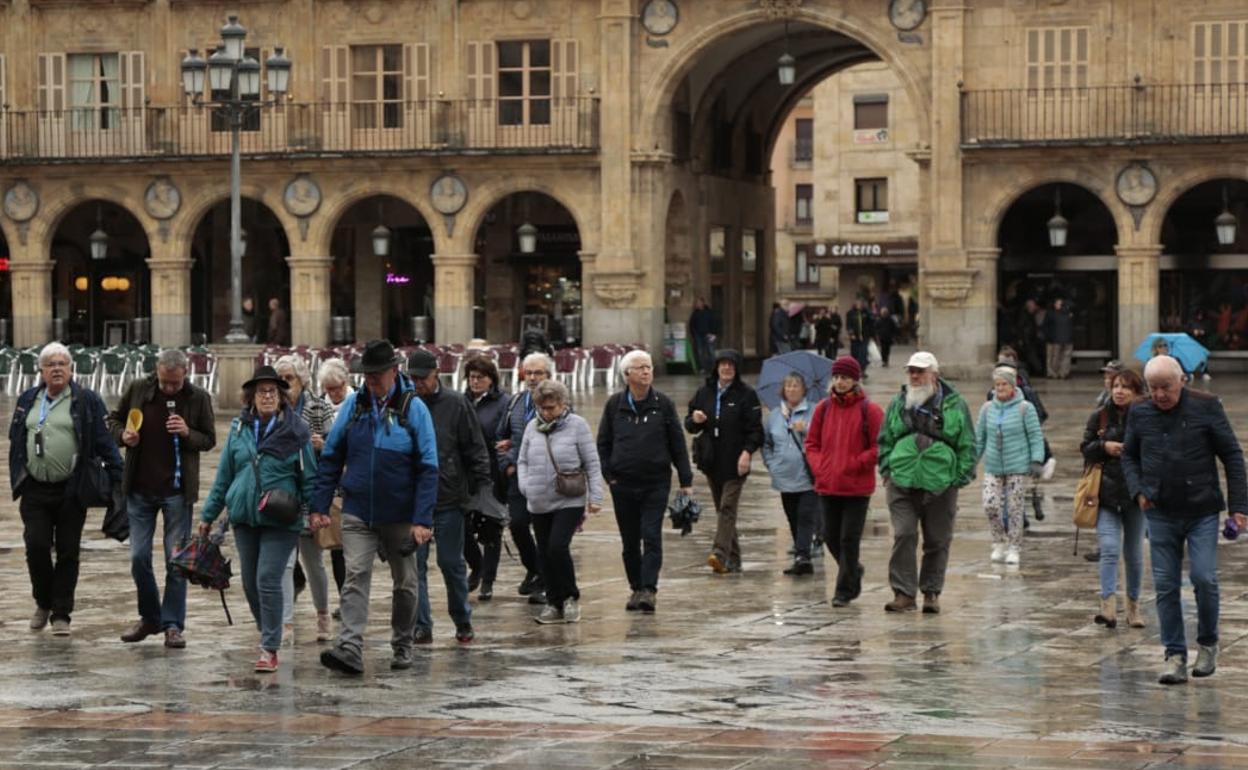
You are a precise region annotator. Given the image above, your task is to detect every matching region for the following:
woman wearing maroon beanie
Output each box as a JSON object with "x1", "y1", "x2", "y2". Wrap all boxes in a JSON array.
[{"x1": 805, "y1": 356, "x2": 884, "y2": 606}]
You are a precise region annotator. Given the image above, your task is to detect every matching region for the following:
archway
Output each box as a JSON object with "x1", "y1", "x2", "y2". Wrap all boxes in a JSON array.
[
  {"x1": 328, "y1": 195, "x2": 433, "y2": 345},
  {"x1": 474, "y1": 192, "x2": 581, "y2": 345},
  {"x1": 51, "y1": 200, "x2": 150, "y2": 346},
  {"x1": 1159, "y1": 178, "x2": 1248, "y2": 352},
  {"x1": 663, "y1": 190, "x2": 692, "y2": 323},
  {"x1": 190, "y1": 198, "x2": 291, "y2": 344},
  {"x1": 997, "y1": 183, "x2": 1119, "y2": 367}
]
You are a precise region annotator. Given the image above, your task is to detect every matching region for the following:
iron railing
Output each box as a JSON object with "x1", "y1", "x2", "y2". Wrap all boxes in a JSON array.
[
  {"x1": 0, "y1": 97, "x2": 600, "y2": 162},
  {"x1": 792, "y1": 137, "x2": 814, "y2": 163},
  {"x1": 962, "y1": 83, "x2": 1248, "y2": 147}
]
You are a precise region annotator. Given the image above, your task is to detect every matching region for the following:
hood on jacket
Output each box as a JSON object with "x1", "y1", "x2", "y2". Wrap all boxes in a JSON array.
[{"x1": 707, "y1": 349, "x2": 745, "y2": 386}]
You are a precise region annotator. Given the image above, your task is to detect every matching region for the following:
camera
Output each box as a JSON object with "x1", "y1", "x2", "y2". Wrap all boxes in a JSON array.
[
  {"x1": 33, "y1": 429, "x2": 45, "y2": 458},
  {"x1": 166, "y1": 400, "x2": 177, "y2": 416}
]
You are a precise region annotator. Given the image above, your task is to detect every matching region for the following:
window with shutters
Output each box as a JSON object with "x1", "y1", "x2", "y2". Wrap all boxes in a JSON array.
[
  {"x1": 1025, "y1": 27, "x2": 1089, "y2": 94},
  {"x1": 206, "y1": 46, "x2": 262, "y2": 132},
  {"x1": 497, "y1": 40, "x2": 551, "y2": 126},
  {"x1": 853, "y1": 96, "x2": 888, "y2": 130},
  {"x1": 855, "y1": 178, "x2": 888, "y2": 224},
  {"x1": 793, "y1": 118, "x2": 813, "y2": 162},
  {"x1": 68, "y1": 53, "x2": 120, "y2": 130},
  {"x1": 795, "y1": 184, "x2": 813, "y2": 227},
  {"x1": 351, "y1": 44, "x2": 403, "y2": 129},
  {"x1": 1193, "y1": 21, "x2": 1248, "y2": 87},
  {"x1": 795, "y1": 244, "x2": 820, "y2": 289}
]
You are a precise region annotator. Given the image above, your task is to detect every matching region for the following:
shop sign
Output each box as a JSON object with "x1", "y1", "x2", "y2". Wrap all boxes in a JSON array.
[
  {"x1": 854, "y1": 128, "x2": 889, "y2": 144},
  {"x1": 385, "y1": 272, "x2": 412, "y2": 285},
  {"x1": 857, "y1": 211, "x2": 890, "y2": 224},
  {"x1": 810, "y1": 239, "x2": 918, "y2": 265}
]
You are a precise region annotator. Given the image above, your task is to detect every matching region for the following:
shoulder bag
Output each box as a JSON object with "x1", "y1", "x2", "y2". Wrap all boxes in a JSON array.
[
  {"x1": 1072, "y1": 409, "x2": 1109, "y2": 529},
  {"x1": 544, "y1": 432, "x2": 587, "y2": 498}
]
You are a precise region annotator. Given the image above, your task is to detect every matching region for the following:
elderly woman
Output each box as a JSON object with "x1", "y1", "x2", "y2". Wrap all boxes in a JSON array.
[
  {"x1": 1081, "y1": 368, "x2": 1147, "y2": 629},
  {"x1": 517, "y1": 380, "x2": 603, "y2": 624},
  {"x1": 596, "y1": 350, "x2": 692, "y2": 613},
  {"x1": 462, "y1": 354, "x2": 509, "y2": 601},
  {"x1": 761, "y1": 372, "x2": 819, "y2": 576},
  {"x1": 315, "y1": 358, "x2": 351, "y2": 611},
  {"x1": 273, "y1": 354, "x2": 338, "y2": 643},
  {"x1": 974, "y1": 364, "x2": 1045, "y2": 566},
  {"x1": 199, "y1": 366, "x2": 317, "y2": 672}
]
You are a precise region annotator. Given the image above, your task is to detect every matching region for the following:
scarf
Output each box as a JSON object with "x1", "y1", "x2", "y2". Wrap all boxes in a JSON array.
[{"x1": 535, "y1": 407, "x2": 568, "y2": 434}]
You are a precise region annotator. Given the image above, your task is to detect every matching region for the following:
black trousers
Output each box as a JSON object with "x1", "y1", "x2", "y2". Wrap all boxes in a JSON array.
[
  {"x1": 464, "y1": 516, "x2": 503, "y2": 585},
  {"x1": 879, "y1": 338, "x2": 893, "y2": 366},
  {"x1": 821, "y1": 495, "x2": 870, "y2": 599},
  {"x1": 20, "y1": 479, "x2": 88, "y2": 621},
  {"x1": 780, "y1": 491, "x2": 820, "y2": 560},
  {"x1": 610, "y1": 482, "x2": 670, "y2": 592},
  {"x1": 532, "y1": 506, "x2": 583, "y2": 606},
  {"x1": 507, "y1": 476, "x2": 542, "y2": 577}
]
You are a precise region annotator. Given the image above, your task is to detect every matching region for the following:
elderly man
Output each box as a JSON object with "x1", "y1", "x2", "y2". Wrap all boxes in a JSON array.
[
  {"x1": 9, "y1": 342, "x2": 122, "y2": 636},
  {"x1": 1122, "y1": 355, "x2": 1247, "y2": 685},
  {"x1": 312, "y1": 340, "x2": 439, "y2": 674},
  {"x1": 877, "y1": 351, "x2": 975, "y2": 614},
  {"x1": 110, "y1": 349, "x2": 216, "y2": 649}
]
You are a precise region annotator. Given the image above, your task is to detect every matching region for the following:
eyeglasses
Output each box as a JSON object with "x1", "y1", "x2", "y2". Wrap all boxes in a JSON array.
[
  {"x1": 42, "y1": 360, "x2": 70, "y2": 369},
  {"x1": 467, "y1": 372, "x2": 489, "y2": 380},
  {"x1": 906, "y1": 367, "x2": 929, "y2": 375},
  {"x1": 256, "y1": 387, "x2": 280, "y2": 397},
  {"x1": 629, "y1": 365, "x2": 653, "y2": 372},
  {"x1": 524, "y1": 370, "x2": 548, "y2": 377}
]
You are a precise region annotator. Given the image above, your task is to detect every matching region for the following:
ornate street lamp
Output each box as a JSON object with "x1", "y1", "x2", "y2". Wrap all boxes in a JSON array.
[
  {"x1": 89, "y1": 207, "x2": 108, "y2": 261},
  {"x1": 372, "y1": 224, "x2": 392, "y2": 258},
  {"x1": 1216, "y1": 185, "x2": 1237, "y2": 247},
  {"x1": 778, "y1": 21, "x2": 795, "y2": 85},
  {"x1": 1047, "y1": 188, "x2": 1069, "y2": 249},
  {"x1": 517, "y1": 222, "x2": 538, "y2": 254}
]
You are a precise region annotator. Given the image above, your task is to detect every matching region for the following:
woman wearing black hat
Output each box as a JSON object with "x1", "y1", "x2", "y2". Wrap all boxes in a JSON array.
[{"x1": 199, "y1": 366, "x2": 318, "y2": 673}]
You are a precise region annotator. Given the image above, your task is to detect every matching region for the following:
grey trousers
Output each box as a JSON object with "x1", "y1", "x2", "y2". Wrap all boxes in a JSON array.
[
  {"x1": 338, "y1": 514, "x2": 418, "y2": 654},
  {"x1": 886, "y1": 481, "x2": 959, "y2": 597},
  {"x1": 708, "y1": 476, "x2": 745, "y2": 563}
]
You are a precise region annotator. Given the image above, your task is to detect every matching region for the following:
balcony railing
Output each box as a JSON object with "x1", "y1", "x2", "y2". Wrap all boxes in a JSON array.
[
  {"x1": 962, "y1": 83, "x2": 1248, "y2": 147},
  {"x1": 0, "y1": 98, "x2": 600, "y2": 163},
  {"x1": 792, "y1": 137, "x2": 814, "y2": 163}
]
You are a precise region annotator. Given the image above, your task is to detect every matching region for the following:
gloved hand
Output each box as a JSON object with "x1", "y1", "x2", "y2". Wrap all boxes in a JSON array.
[{"x1": 1029, "y1": 461, "x2": 1044, "y2": 479}]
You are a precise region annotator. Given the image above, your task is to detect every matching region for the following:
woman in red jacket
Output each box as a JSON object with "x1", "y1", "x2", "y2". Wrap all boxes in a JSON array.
[{"x1": 805, "y1": 356, "x2": 885, "y2": 607}]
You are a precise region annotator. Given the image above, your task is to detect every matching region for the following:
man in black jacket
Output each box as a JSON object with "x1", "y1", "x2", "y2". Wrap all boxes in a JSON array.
[
  {"x1": 409, "y1": 351, "x2": 492, "y2": 652},
  {"x1": 685, "y1": 350, "x2": 763, "y2": 573},
  {"x1": 1122, "y1": 355, "x2": 1247, "y2": 685},
  {"x1": 598, "y1": 350, "x2": 693, "y2": 613},
  {"x1": 846, "y1": 300, "x2": 874, "y2": 378}
]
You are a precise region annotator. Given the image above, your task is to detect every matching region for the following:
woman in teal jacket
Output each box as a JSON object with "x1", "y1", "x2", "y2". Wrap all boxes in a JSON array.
[
  {"x1": 199, "y1": 366, "x2": 317, "y2": 673},
  {"x1": 975, "y1": 364, "x2": 1044, "y2": 567}
]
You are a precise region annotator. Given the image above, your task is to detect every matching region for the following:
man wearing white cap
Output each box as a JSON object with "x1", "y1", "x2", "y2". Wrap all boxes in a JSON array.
[{"x1": 876, "y1": 351, "x2": 976, "y2": 614}]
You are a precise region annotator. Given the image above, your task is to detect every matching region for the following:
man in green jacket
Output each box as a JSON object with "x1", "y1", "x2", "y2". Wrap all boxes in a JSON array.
[{"x1": 877, "y1": 352, "x2": 976, "y2": 614}]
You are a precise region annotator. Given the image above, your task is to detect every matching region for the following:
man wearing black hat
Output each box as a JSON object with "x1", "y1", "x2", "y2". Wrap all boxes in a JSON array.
[
  {"x1": 408, "y1": 350, "x2": 491, "y2": 645},
  {"x1": 311, "y1": 340, "x2": 440, "y2": 674}
]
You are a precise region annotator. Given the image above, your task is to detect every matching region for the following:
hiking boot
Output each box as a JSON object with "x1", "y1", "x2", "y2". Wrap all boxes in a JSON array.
[
  {"x1": 707, "y1": 553, "x2": 728, "y2": 574},
  {"x1": 625, "y1": 590, "x2": 642, "y2": 612},
  {"x1": 922, "y1": 593, "x2": 941, "y2": 614},
  {"x1": 254, "y1": 649, "x2": 278, "y2": 673},
  {"x1": 1095, "y1": 596, "x2": 1117, "y2": 629},
  {"x1": 1125, "y1": 597, "x2": 1145, "y2": 628},
  {"x1": 535, "y1": 604, "x2": 565, "y2": 624},
  {"x1": 783, "y1": 558, "x2": 813, "y2": 576},
  {"x1": 518, "y1": 572, "x2": 541, "y2": 596},
  {"x1": 884, "y1": 592, "x2": 916, "y2": 613},
  {"x1": 1193, "y1": 643, "x2": 1218, "y2": 678},
  {"x1": 29, "y1": 608, "x2": 50, "y2": 631},
  {"x1": 316, "y1": 612, "x2": 332, "y2": 642},
  {"x1": 50, "y1": 618, "x2": 71, "y2": 636},
  {"x1": 528, "y1": 590, "x2": 548, "y2": 605},
  {"x1": 478, "y1": 582, "x2": 494, "y2": 601},
  {"x1": 120, "y1": 620, "x2": 161, "y2": 643},
  {"x1": 320, "y1": 645, "x2": 364, "y2": 675},
  {"x1": 637, "y1": 590, "x2": 656, "y2": 614},
  {"x1": 390, "y1": 647, "x2": 414, "y2": 670},
  {"x1": 413, "y1": 626, "x2": 433, "y2": 645},
  {"x1": 562, "y1": 598, "x2": 581, "y2": 624},
  {"x1": 1083, "y1": 548, "x2": 1101, "y2": 562},
  {"x1": 163, "y1": 628, "x2": 187, "y2": 649},
  {"x1": 1158, "y1": 653, "x2": 1188, "y2": 685},
  {"x1": 455, "y1": 623, "x2": 475, "y2": 644}
]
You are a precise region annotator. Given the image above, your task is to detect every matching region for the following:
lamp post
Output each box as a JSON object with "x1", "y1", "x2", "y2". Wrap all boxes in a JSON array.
[{"x1": 180, "y1": 17, "x2": 290, "y2": 343}]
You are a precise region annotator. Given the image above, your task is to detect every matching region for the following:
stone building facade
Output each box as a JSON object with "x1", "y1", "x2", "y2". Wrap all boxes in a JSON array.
[{"x1": 0, "y1": 0, "x2": 1246, "y2": 374}]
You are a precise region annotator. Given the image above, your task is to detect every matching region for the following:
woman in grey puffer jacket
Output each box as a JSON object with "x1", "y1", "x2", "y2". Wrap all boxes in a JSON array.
[{"x1": 517, "y1": 380, "x2": 604, "y2": 625}]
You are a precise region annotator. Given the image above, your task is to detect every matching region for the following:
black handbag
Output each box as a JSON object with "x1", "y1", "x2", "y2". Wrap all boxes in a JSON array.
[
  {"x1": 73, "y1": 453, "x2": 114, "y2": 509},
  {"x1": 258, "y1": 488, "x2": 301, "y2": 527},
  {"x1": 101, "y1": 487, "x2": 129, "y2": 542}
]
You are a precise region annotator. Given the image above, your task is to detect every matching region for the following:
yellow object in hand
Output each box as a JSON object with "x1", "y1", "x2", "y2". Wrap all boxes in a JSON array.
[{"x1": 126, "y1": 408, "x2": 143, "y2": 433}]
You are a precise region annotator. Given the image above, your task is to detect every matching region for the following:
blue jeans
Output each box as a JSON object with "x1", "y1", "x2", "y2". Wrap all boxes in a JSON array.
[
  {"x1": 128, "y1": 493, "x2": 191, "y2": 631},
  {"x1": 1096, "y1": 506, "x2": 1144, "y2": 600},
  {"x1": 415, "y1": 508, "x2": 472, "y2": 631},
  {"x1": 232, "y1": 524, "x2": 299, "y2": 652},
  {"x1": 1147, "y1": 512, "x2": 1219, "y2": 658}
]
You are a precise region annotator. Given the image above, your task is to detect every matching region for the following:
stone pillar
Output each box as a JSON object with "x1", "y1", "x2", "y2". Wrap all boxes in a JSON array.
[
  {"x1": 1116, "y1": 244, "x2": 1161, "y2": 360},
  {"x1": 286, "y1": 256, "x2": 332, "y2": 347},
  {"x1": 965, "y1": 247, "x2": 1001, "y2": 365},
  {"x1": 146, "y1": 257, "x2": 193, "y2": 347},
  {"x1": 430, "y1": 253, "x2": 477, "y2": 344},
  {"x1": 11, "y1": 261, "x2": 53, "y2": 346}
]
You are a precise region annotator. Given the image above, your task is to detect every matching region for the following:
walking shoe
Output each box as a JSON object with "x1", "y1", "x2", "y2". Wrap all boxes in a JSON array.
[
  {"x1": 1095, "y1": 596, "x2": 1117, "y2": 629},
  {"x1": 884, "y1": 592, "x2": 917, "y2": 613},
  {"x1": 831, "y1": 595, "x2": 851, "y2": 608},
  {"x1": 455, "y1": 623, "x2": 475, "y2": 644},
  {"x1": 783, "y1": 558, "x2": 814, "y2": 576},
  {"x1": 320, "y1": 645, "x2": 364, "y2": 675},
  {"x1": 50, "y1": 618, "x2": 71, "y2": 636},
  {"x1": 1041, "y1": 457, "x2": 1057, "y2": 481},
  {"x1": 254, "y1": 650, "x2": 278, "y2": 673},
  {"x1": 535, "y1": 604, "x2": 565, "y2": 624},
  {"x1": 29, "y1": 608, "x2": 50, "y2": 631},
  {"x1": 922, "y1": 593, "x2": 941, "y2": 614},
  {"x1": 518, "y1": 572, "x2": 541, "y2": 596},
  {"x1": 637, "y1": 590, "x2": 656, "y2": 614},
  {"x1": 120, "y1": 620, "x2": 161, "y2": 643},
  {"x1": 468, "y1": 570, "x2": 482, "y2": 593},
  {"x1": 625, "y1": 590, "x2": 642, "y2": 612},
  {"x1": 707, "y1": 553, "x2": 728, "y2": 574},
  {"x1": 1193, "y1": 643, "x2": 1218, "y2": 678},
  {"x1": 413, "y1": 626, "x2": 433, "y2": 645},
  {"x1": 332, "y1": 607, "x2": 342, "y2": 621},
  {"x1": 562, "y1": 598, "x2": 581, "y2": 623},
  {"x1": 990, "y1": 544, "x2": 1006, "y2": 563},
  {"x1": 390, "y1": 647, "x2": 414, "y2": 670},
  {"x1": 163, "y1": 628, "x2": 187, "y2": 649},
  {"x1": 479, "y1": 581, "x2": 494, "y2": 601},
  {"x1": 528, "y1": 590, "x2": 548, "y2": 605},
  {"x1": 1158, "y1": 653, "x2": 1188, "y2": 685},
  {"x1": 1083, "y1": 549, "x2": 1101, "y2": 562},
  {"x1": 725, "y1": 557, "x2": 743, "y2": 574},
  {"x1": 1125, "y1": 597, "x2": 1145, "y2": 628},
  {"x1": 1005, "y1": 547, "x2": 1021, "y2": 566},
  {"x1": 316, "y1": 612, "x2": 332, "y2": 642}
]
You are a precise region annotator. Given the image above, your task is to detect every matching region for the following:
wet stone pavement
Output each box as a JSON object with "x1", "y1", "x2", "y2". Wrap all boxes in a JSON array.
[{"x1": 2, "y1": 350, "x2": 1248, "y2": 767}]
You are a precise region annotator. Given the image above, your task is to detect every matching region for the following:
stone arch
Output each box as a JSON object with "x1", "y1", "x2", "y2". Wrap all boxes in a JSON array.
[
  {"x1": 455, "y1": 177, "x2": 595, "y2": 256},
  {"x1": 34, "y1": 185, "x2": 155, "y2": 260},
  {"x1": 1145, "y1": 166, "x2": 1248, "y2": 246},
  {"x1": 314, "y1": 182, "x2": 444, "y2": 258},
  {"x1": 976, "y1": 170, "x2": 1127, "y2": 252},
  {"x1": 173, "y1": 182, "x2": 296, "y2": 257}
]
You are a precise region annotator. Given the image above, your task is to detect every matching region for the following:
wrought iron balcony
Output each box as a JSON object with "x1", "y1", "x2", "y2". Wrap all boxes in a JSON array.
[
  {"x1": 0, "y1": 98, "x2": 600, "y2": 163},
  {"x1": 961, "y1": 83, "x2": 1248, "y2": 147}
]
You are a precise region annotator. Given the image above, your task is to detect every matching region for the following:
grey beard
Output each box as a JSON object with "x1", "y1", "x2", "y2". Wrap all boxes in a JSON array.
[{"x1": 905, "y1": 382, "x2": 937, "y2": 409}]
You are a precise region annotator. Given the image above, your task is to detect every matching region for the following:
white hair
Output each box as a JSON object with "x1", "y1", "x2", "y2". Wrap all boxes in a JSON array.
[
  {"x1": 1143, "y1": 355, "x2": 1184, "y2": 383},
  {"x1": 273, "y1": 354, "x2": 312, "y2": 389},
  {"x1": 157, "y1": 349, "x2": 188, "y2": 371},
  {"x1": 522, "y1": 352, "x2": 554, "y2": 375},
  {"x1": 619, "y1": 349, "x2": 653, "y2": 377},
  {"x1": 39, "y1": 342, "x2": 71, "y2": 366},
  {"x1": 317, "y1": 358, "x2": 350, "y2": 390}
]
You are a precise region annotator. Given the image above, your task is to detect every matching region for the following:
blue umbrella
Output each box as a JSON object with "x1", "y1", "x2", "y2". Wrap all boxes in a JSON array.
[
  {"x1": 756, "y1": 350, "x2": 833, "y2": 410},
  {"x1": 1132, "y1": 332, "x2": 1209, "y2": 373}
]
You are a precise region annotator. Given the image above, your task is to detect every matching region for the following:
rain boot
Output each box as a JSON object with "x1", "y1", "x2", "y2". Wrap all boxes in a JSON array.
[
  {"x1": 1095, "y1": 595, "x2": 1117, "y2": 629},
  {"x1": 1125, "y1": 597, "x2": 1145, "y2": 628}
]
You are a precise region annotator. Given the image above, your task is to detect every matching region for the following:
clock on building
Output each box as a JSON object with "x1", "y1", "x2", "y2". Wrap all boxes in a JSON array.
[
  {"x1": 641, "y1": 0, "x2": 679, "y2": 37},
  {"x1": 888, "y1": 0, "x2": 926, "y2": 32}
]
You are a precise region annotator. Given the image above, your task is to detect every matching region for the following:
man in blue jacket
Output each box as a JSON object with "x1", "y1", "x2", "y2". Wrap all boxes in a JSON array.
[
  {"x1": 312, "y1": 340, "x2": 439, "y2": 674},
  {"x1": 1122, "y1": 355, "x2": 1247, "y2": 685}
]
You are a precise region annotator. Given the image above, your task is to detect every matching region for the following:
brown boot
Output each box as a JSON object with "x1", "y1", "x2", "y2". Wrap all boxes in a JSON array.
[
  {"x1": 884, "y1": 592, "x2": 916, "y2": 613},
  {"x1": 1125, "y1": 597, "x2": 1145, "y2": 628},
  {"x1": 922, "y1": 592, "x2": 940, "y2": 614},
  {"x1": 1094, "y1": 596, "x2": 1117, "y2": 629}
]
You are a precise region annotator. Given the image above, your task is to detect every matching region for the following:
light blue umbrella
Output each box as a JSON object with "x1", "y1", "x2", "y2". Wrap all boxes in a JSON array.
[
  {"x1": 1132, "y1": 332, "x2": 1209, "y2": 373},
  {"x1": 756, "y1": 350, "x2": 833, "y2": 410}
]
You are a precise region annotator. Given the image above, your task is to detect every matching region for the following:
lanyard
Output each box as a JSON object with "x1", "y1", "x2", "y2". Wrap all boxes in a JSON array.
[
  {"x1": 37, "y1": 389, "x2": 59, "y2": 429},
  {"x1": 168, "y1": 398, "x2": 183, "y2": 491},
  {"x1": 715, "y1": 383, "x2": 728, "y2": 420},
  {"x1": 253, "y1": 414, "x2": 277, "y2": 445},
  {"x1": 524, "y1": 392, "x2": 535, "y2": 423},
  {"x1": 372, "y1": 383, "x2": 397, "y2": 425}
]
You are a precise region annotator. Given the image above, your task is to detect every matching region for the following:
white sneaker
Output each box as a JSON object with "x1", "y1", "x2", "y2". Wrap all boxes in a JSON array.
[
  {"x1": 1005, "y1": 547, "x2": 1021, "y2": 566},
  {"x1": 1041, "y1": 457, "x2": 1057, "y2": 481},
  {"x1": 991, "y1": 544, "x2": 1006, "y2": 563}
]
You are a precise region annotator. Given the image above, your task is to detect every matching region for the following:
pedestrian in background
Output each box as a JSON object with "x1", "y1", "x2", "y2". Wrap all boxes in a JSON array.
[
  {"x1": 689, "y1": 297, "x2": 718, "y2": 375},
  {"x1": 975, "y1": 364, "x2": 1045, "y2": 567},
  {"x1": 315, "y1": 358, "x2": 352, "y2": 608},
  {"x1": 876, "y1": 307, "x2": 898, "y2": 367},
  {"x1": 847, "y1": 299, "x2": 874, "y2": 379},
  {"x1": 769, "y1": 303, "x2": 792, "y2": 355},
  {"x1": 111, "y1": 349, "x2": 216, "y2": 649},
  {"x1": 761, "y1": 373, "x2": 819, "y2": 576},
  {"x1": 1043, "y1": 297, "x2": 1074, "y2": 379},
  {"x1": 463, "y1": 355, "x2": 509, "y2": 601}
]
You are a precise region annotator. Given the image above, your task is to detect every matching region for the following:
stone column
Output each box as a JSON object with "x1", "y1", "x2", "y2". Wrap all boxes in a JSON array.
[
  {"x1": 965, "y1": 247, "x2": 1001, "y2": 364},
  {"x1": 1116, "y1": 244, "x2": 1161, "y2": 360},
  {"x1": 286, "y1": 255, "x2": 332, "y2": 347},
  {"x1": 430, "y1": 253, "x2": 477, "y2": 344},
  {"x1": 10, "y1": 261, "x2": 53, "y2": 346},
  {"x1": 146, "y1": 257, "x2": 193, "y2": 347}
]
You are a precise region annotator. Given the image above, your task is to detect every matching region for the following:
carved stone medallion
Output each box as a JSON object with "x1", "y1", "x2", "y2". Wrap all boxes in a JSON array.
[
  {"x1": 2, "y1": 181, "x2": 38, "y2": 223},
  {"x1": 144, "y1": 178, "x2": 181, "y2": 220},
  {"x1": 430, "y1": 174, "x2": 469, "y2": 216},
  {"x1": 283, "y1": 175, "x2": 322, "y2": 218}
]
